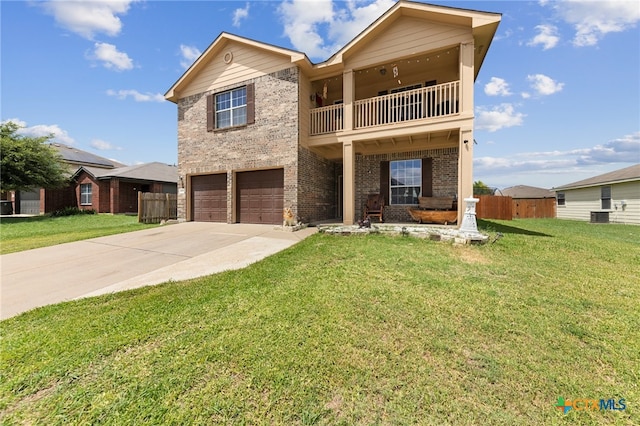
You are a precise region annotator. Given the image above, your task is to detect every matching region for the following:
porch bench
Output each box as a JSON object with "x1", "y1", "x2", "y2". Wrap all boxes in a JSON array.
[{"x1": 418, "y1": 196, "x2": 455, "y2": 210}]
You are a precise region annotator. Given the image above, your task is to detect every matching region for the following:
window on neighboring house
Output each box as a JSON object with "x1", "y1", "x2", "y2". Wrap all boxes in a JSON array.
[
  {"x1": 207, "y1": 84, "x2": 255, "y2": 131},
  {"x1": 601, "y1": 186, "x2": 611, "y2": 209},
  {"x1": 390, "y1": 159, "x2": 422, "y2": 205},
  {"x1": 556, "y1": 192, "x2": 565, "y2": 206},
  {"x1": 80, "y1": 183, "x2": 92, "y2": 205}
]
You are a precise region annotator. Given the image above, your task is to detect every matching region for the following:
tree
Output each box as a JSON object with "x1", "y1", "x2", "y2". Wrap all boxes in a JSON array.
[
  {"x1": 473, "y1": 180, "x2": 495, "y2": 195},
  {"x1": 1, "y1": 121, "x2": 69, "y2": 192}
]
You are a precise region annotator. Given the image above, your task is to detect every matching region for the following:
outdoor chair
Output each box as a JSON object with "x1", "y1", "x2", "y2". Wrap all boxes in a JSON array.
[{"x1": 364, "y1": 193, "x2": 385, "y2": 222}]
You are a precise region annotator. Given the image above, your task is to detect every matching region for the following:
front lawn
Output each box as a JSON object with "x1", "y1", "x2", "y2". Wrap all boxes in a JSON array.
[
  {"x1": 1, "y1": 219, "x2": 638, "y2": 424},
  {"x1": 0, "y1": 214, "x2": 158, "y2": 254}
]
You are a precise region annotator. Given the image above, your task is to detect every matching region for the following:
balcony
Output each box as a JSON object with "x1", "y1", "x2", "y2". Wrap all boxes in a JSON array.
[{"x1": 310, "y1": 81, "x2": 460, "y2": 136}]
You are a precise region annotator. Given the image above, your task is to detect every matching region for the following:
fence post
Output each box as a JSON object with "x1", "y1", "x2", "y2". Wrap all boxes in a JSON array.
[{"x1": 138, "y1": 192, "x2": 143, "y2": 223}]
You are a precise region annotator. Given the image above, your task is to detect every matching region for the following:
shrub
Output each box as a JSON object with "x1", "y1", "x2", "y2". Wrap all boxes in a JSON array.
[{"x1": 48, "y1": 207, "x2": 97, "y2": 217}]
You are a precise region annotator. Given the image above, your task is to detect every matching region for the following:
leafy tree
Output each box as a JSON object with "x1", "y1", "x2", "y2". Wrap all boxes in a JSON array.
[
  {"x1": 473, "y1": 180, "x2": 495, "y2": 195},
  {"x1": 1, "y1": 121, "x2": 69, "y2": 192}
]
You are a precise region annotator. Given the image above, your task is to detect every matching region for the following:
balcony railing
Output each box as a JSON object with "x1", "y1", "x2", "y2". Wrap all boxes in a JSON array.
[
  {"x1": 309, "y1": 104, "x2": 344, "y2": 135},
  {"x1": 309, "y1": 80, "x2": 460, "y2": 136}
]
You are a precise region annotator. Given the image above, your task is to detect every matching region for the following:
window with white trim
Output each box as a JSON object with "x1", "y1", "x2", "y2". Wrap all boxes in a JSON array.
[
  {"x1": 601, "y1": 186, "x2": 611, "y2": 209},
  {"x1": 390, "y1": 159, "x2": 421, "y2": 205},
  {"x1": 80, "y1": 183, "x2": 92, "y2": 205},
  {"x1": 216, "y1": 87, "x2": 247, "y2": 129}
]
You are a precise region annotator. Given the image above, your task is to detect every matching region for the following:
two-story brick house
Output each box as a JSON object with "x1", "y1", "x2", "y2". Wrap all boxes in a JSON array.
[{"x1": 165, "y1": 0, "x2": 501, "y2": 225}]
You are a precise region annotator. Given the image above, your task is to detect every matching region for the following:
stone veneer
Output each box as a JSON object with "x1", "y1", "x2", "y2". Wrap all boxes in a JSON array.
[{"x1": 355, "y1": 147, "x2": 459, "y2": 222}]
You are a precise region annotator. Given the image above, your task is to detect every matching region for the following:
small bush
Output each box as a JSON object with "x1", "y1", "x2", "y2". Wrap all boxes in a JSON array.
[{"x1": 48, "y1": 207, "x2": 97, "y2": 217}]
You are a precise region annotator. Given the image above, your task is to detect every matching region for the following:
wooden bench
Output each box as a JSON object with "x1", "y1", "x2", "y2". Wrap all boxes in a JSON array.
[{"x1": 418, "y1": 197, "x2": 455, "y2": 210}]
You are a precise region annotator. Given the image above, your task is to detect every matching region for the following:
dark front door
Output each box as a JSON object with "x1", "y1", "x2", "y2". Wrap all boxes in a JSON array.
[
  {"x1": 237, "y1": 169, "x2": 284, "y2": 224},
  {"x1": 191, "y1": 174, "x2": 227, "y2": 222}
]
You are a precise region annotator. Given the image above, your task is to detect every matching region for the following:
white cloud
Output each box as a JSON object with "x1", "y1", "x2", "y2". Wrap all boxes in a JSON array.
[
  {"x1": 546, "y1": 0, "x2": 640, "y2": 47},
  {"x1": 106, "y1": 89, "x2": 165, "y2": 102},
  {"x1": 527, "y1": 74, "x2": 564, "y2": 95},
  {"x1": 528, "y1": 24, "x2": 560, "y2": 50},
  {"x1": 278, "y1": 0, "x2": 395, "y2": 60},
  {"x1": 475, "y1": 104, "x2": 525, "y2": 132},
  {"x1": 233, "y1": 3, "x2": 250, "y2": 27},
  {"x1": 40, "y1": 0, "x2": 137, "y2": 40},
  {"x1": 90, "y1": 139, "x2": 122, "y2": 151},
  {"x1": 91, "y1": 42, "x2": 134, "y2": 71},
  {"x1": 180, "y1": 44, "x2": 202, "y2": 69},
  {"x1": 475, "y1": 132, "x2": 640, "y2": 175},
  {"x1": 484, "y1": 77, "x2": 512, "y2": 96},
  {"x1": 3, "y1": 119, "x2": 76, "y2": 145}
]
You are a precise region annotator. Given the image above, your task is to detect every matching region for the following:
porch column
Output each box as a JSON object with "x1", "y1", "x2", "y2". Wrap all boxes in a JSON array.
[
  {"x1": 459, "y1": 40, "x2": 474, "y2": 113},
  {"x1": 343, "y1": 69, "x2": 354, "y2": 131},
  {"x1": 458, "y1": 128, "x2": 474, "y2": 225},
  {"x1": 343, "y1": 140, "x2": 355, "y2": 225}
]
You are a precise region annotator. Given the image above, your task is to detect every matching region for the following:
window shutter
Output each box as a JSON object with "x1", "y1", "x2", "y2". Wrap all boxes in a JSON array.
[
  {"x1": 206, "y1": 94, "x2": 214, "y2": 132},
  {"x1": 422, "y1": 158, "x2": 433, "y2": 197},
  {"x1": 246, "y1": 83, "x2": 255, "y2": 125},
  {"x1": 380, "y1": 161, "x2": 389, "y2": 204}
]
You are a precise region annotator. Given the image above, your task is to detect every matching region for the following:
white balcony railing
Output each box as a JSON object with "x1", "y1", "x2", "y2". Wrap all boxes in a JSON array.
[
  {"x1": 354, "y1": 81, "x2": 459, "y2": 129},
  {"x1": 309, "y1": 103, "x2": 344, "y2": 135},
  {"x1": 309, "y1": 80, "x2": 460, "y2": 136}
]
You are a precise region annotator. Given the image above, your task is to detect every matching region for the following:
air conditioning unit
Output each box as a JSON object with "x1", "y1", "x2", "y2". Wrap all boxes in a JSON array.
[{"x1": 590, "y1": 211, "x2": 609, "y2": 223}]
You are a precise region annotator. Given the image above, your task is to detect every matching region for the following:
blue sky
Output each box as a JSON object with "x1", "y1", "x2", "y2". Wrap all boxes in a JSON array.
[{"x1": 2, "y1": 0, "x2": 639, "y2": 190}]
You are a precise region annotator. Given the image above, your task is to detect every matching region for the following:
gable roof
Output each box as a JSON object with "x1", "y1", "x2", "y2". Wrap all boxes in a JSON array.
[
  {"x1": 50, "y1": 143, "x2": 125, "y2": 169},
  {"x1": 501, "y1": 185, "x2": 555, "y2": 199},
  {"x1": 165, "y1": 0, "x2": 501, "y2": 103},
  {"x1": 553, "y1": 164, "x2": 640, "y2": 191},
  {"x1": 73, "y1": 162, "x2": 178, "y2": 184}
]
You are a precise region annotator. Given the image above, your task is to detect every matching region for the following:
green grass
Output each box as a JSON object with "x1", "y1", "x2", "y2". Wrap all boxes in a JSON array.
[
  {"x1": 1, "y1": 219, "x2": 638, "y2": 425},
  {"x1": 0, "y1": 214, "x2": 158, "y2": 254}
]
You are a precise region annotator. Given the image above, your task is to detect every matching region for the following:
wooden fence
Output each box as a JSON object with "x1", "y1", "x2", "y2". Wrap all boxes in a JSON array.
[
  {"x1": 138, "y1": 192, "x2": 177, "y2": 223},
  {"x1": 512, "y1": 198, "x2": 556, "y2": 219},
  {"x1": 474, "y1": 195, "x2": 513, "y2": 220}
]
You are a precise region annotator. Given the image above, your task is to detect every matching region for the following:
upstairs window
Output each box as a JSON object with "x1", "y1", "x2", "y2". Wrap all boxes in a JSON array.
[
  {"x1": 216, "y1": 87, "x2": 246, "y2": 129},
  {"x1": 601, "y1": 186, "x2": 611, "y2": 209},
  {"x1": 207, "y1": 84, "x2": 254, "y2": 131},
  {"x1": 80, "y1": 183, "x2": 92, "y2": 205}
]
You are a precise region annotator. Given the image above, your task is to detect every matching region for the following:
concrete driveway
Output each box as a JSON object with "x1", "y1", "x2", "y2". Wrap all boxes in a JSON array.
[{"x1": 1, "y1": 222, "x2": 317, "y2": 320}]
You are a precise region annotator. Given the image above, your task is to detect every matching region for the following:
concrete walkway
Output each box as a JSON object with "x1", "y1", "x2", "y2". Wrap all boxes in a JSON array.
[{"x1": 1, "y1": 222, "x2": 317, "y2": 320}]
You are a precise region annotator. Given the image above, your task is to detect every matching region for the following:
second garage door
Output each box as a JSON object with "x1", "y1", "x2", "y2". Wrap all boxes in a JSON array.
[
  {"x1": 191, "y1": 174, "x2": 227, "y2": 222},
  {"x1": 237, "y1": 169, "x2": 284, "y2": 224}
]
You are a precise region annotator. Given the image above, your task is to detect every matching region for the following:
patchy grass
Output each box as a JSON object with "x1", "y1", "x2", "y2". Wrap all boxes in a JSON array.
[
  {"x1": 1, "y1": 219, "x2": 638, "y2": 424},
  {"x1": 0, "y1": 214, "x2": 158, "y2": 254}
]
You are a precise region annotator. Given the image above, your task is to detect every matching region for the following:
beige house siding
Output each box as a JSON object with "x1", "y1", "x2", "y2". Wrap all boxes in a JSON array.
[
  {"x1": 610, "y1": 182, "x2": 640, "y2": 224},
  {"x1": 556, "y1": 181, "x2": 640, "y2": 224},
  {"x1": 180, "y1": 41, "x2": 294, "y2": 99},
  {"x1": 345, "y1": 16, "x2": 470, "y2": 70}
]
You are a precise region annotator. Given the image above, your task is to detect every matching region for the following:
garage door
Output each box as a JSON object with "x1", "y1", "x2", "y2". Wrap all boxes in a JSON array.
[
  {"x1": 191, "y1": 174, "x2": 227, "y2": 222},
  {"x1": 237, "y1": 169, "x2": 284, "y2": 224},
  {"x1": 19, "y1": 190, "x2": 40, "y2": 215}
]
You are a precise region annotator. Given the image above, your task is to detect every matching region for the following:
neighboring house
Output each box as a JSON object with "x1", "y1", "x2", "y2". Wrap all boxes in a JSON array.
[
  {"x1": 501, "y1": 185, "x2": 556, "y2": 219},
  {"x1": 12, "y1": 144, "x2": 124, "y2": 215},
  {"x1": 165, "y1": 0, "x2": 501, "y2": 225},
  {"x1": 10, "y1": 144, "x2": 177, "y2": 215},
  {"x1": 72, "y1": 162, "x2": 178, "y2": 214},
  {"x1": 554, "y1": 164, "x2": 640, "y2": 225}
]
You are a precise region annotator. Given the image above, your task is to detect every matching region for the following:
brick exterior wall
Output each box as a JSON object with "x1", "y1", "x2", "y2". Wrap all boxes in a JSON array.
[
  {"x1": 43, "y1": 186, "x2": 77, "y2": 213},
  {"x1": 177, "y1": 67, "x2": 300, "y2": 222},
  {"x1": 297, "y1": 146, "x2": 338, "y2": 222},
  {"x1": 355, "y1": 147, "x2": 459, "y2": 222}
]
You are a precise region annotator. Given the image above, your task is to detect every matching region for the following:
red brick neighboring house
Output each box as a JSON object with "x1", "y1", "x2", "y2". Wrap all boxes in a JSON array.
[
  {"x1": 7, "y1": 144, "x2": 177, "y2": 215},
  {"x1": 72, "y1": 162, "x2": 178, "y2": 214}
]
